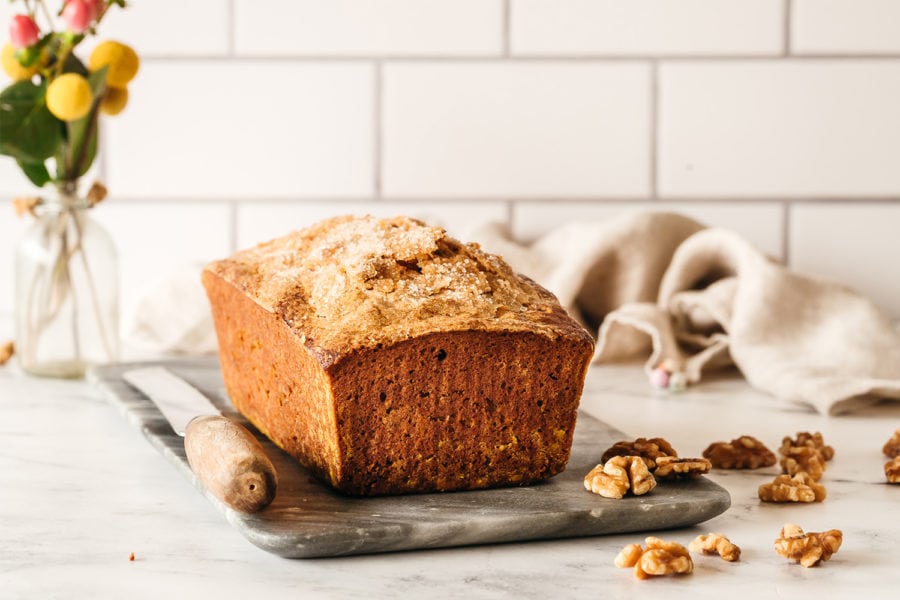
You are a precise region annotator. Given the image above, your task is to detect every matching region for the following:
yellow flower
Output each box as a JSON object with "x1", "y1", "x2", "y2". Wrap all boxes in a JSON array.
[
  {"x1": 46, "y1": 73, "x2": 94, "y2": 121},
  {"x1": 1, "y1": 44, "x2": 40, "y2": 81},
  {"x1": 89, "y1": 40, "x2": 139, "y2": 88},
  {"x1": 100, "y1": 86, "x2": 128, "y2": 116}
]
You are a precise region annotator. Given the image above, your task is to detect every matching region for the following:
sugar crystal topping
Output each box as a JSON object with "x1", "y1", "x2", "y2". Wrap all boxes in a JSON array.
[{"x1": 207, "y1": 215, "x2": 572, "y2": 353}]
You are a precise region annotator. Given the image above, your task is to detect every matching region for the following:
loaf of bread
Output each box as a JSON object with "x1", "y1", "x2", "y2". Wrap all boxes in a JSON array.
[{"x1": 202, "y1": 215, "x2": 594, "y2": 496}]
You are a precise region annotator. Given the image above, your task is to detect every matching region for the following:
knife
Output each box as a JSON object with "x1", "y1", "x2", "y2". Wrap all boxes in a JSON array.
[{"x1": 122, "y1": 366, "x2": 277, "y2": 513}]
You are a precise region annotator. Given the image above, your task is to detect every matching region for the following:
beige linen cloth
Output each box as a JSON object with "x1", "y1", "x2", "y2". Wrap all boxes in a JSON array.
[{"x1": 469, "y1": 212, "x2": 900, "y2": 415}]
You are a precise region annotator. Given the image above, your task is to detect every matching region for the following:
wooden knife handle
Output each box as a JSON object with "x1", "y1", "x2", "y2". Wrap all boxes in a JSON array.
[{"x1": 184, "y1": 415, "x2": 277, "y2": 513}]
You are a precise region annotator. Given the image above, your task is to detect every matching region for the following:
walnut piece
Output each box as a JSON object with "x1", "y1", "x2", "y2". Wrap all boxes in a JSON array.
[
  {"x1": 780, "y1": 431, "x2": 834, "y2": 461},
  {"x1": 0, "y1": 341, "x2": 13, "y2": 366},
  {"x1": 759, "y1": 472, "x2": 826, "y2": 503},
  {"x1": 615, "y1": 537, "x2": 693, "y2": 580},
  {"x1": 883, "y1": 430, "x2": 900, "y2": 458},
  {"x1": 584, "y1": 456, "x2": 657, "y2": 499},
  {"x1": 885, "y1": 456, "x2": 900, "y2": 484},
  {"x1": 780, "y1": 445, "x2": 827, "y2": 481},
  {"x1": 774, "y1": 524, "x2": 842, "y2": 568},
  {"x1": 614, "y1": 543, "x2": 644, "y2": 568},
  {"x1": 689, "y1": 533, "x2": 741, "y2": 562},
  {"x1": 703, "y1": 435, "x2": 776, "y2": 469},
  {"x1": 653, "y1": 456, "x2": 711, "y2": 479},
  {"x1": 601, "y1": 437, "x2": 678, "y2": 470}
]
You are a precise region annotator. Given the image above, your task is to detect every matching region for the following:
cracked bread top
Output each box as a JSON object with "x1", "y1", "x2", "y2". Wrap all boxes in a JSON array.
[{"x1": 205, "y1": 215, "x2": 590, "y2": 360}]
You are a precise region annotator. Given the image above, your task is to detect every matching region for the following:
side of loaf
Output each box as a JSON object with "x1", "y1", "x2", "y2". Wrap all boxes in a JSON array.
[{"x1": 203, "y1": 215, "x2": 594, "y2": 496}]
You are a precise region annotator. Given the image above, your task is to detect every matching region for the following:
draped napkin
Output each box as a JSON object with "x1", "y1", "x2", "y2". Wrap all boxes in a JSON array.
[{"x1": 470, "y1": 212, "x2": 900, "y2": 415}]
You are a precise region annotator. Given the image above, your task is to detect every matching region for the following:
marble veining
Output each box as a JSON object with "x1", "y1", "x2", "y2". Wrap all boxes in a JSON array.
[{"x1": 2, "y1": 357, "x2": 900, "y2": 598}]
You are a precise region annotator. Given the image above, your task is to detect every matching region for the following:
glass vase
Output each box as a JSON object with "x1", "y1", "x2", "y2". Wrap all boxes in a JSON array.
[{"x1": 14, "y1": 184, "x2": 119, "y2": 378}]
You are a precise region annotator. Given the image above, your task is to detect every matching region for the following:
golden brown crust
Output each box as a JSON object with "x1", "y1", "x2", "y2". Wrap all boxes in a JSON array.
[
  {"x1": 203, "y1": 216, "x2": 595, "y2": 496},
  {"x1": 206, "y1": 215, "x2": 589, "y2": 359}
]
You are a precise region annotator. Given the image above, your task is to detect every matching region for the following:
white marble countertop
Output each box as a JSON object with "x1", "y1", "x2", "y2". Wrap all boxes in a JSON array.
[{"x1": 2, "y1": 357, "x2": 899, "y2": 599}]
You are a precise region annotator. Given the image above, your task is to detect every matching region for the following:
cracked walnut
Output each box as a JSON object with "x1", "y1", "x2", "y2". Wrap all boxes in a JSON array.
[
  {"x1": 584, "y1": 456, "x2": 656, "y2": 499},
  {"x1": 774, "y1": 524, "x2": 842, "y2": 568},
  {"x1": 600, "y1": 437, "x2": 677, "y2": 470},
  {"x1": 759, "y1": 472, "x2": 826, "y2": 503},
  {"x1": 780, "y1": 445, "x2": 827, "y2": 481},
  {"x1": 703, "y1": 435, "x2": 776, "y2": 469},
  {"x1": 689, "y1": 533, "x2": 741, "y2": 562},
  {"x1": 615, "y1": 537, "x2": 693, "y2": 580},
  {"x1": 780, "y1": 431, "x2": 834, "y2": 462},
  {"x1": 883, "y1": 430, "x2": 900, "y2": 458},
  {"x1": 653, "y1": 456, "x2": 711, "y2": 479},
  {"x1": 885, "y1": 456, "x2": 900, "y2": 484}
]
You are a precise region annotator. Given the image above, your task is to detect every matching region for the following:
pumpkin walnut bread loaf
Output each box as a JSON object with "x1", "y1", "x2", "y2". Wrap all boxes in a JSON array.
[{"x1": 202, "y1": 215, "x2": 594, "y2": 496}]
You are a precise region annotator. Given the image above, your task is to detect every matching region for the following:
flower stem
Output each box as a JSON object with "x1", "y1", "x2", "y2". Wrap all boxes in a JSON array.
[{"x1": 70, "y1": 207, "x2": 115, "y2": 360}]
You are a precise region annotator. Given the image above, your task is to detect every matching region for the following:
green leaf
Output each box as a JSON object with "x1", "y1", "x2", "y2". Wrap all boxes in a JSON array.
[
  {"x1": 65, "y1": 66, "x2": 108, "y2": 179},
  {"x1": 0, "y1": 80, "x2": 64, "y2": 164},
  {"x1": 16, "y1": 159, "x2": 51, "y2": 187},
  {"x1": 62, "y1": 52, "x2": 89, "y2": 77}
]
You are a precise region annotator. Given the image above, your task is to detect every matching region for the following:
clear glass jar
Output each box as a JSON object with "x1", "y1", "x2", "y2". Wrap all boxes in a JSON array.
[{"x1": 14, "y1": 184, "x2": 119, "y2": 378}]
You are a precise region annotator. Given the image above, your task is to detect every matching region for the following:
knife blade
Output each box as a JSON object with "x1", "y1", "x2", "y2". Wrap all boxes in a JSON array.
[{"x1": 123, "y1": 366, "x2": 277, "y2": 513}]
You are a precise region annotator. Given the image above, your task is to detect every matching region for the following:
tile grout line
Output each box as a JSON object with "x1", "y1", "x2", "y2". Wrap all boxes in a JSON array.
[
  {"x1": 650, "y1": 60, "x2": 659, "y2": 199},
  {"x1": 227, "y1": 0, "x2": 236, "y2": 57},
  {"x1": 373, "y1": 61, "x2": 383, "y2": 200},
  {"x1": 95, "y1": 195, "x2": 900, "y2": 205},
  {"x1": 137, "y1": 53, "x2": 900, "y2": 62},
  {"x1": 503, "y1": 0, "x2": 511, "y2": 57},
  {"x1": 783, "y1": 0, "x2": 792, "y2": 57}
]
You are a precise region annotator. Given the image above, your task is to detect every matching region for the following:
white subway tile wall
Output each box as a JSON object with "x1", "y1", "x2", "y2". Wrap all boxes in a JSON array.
[
  {"x1": 91, "y1": 202, "x2": 232, "y2": 311},
  {"x1": 659, "y1": 60, "x2": 900, "y2": 198},
  {"x1": 793, "y1": 0, "x2": 900, "y2": 54},
  {"x1": 105, "y1": 61, "x2": 374, "y2": 199},
  {"x1": 234, "y1": 0, "x2": 504, "y2": 57},
  {"x1": 790, "y1": 204, "x2": 900, "y2": 319},
  {"x1": 99, "y1": 0, "x2": 231, "y2": 57},
  {"x1": 511, "y1": 0, "x2": 785, "y2": 56},
  {"x1": 0, "y1": 1, "x2": 898, "y2": 319},
  {"x1": 383, "y1": 62, "x2": 650, "y2": 197}
]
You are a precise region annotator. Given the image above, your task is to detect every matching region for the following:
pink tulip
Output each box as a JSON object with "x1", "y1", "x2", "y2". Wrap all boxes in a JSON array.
[
  {"x1": 9, "y1": 14, "x2": 40, "y2": 49},
  {"x1": 62, "y1": 0, "x2": 93, "y2": 33}
]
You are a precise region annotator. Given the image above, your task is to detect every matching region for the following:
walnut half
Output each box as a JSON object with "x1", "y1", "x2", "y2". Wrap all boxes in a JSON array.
[
  {"x1": 883, "y1": 430, "x2": 900, "y2": 458},
  {"x1": 689, "y1": 533, "x2": 741, "y2": 562},
  {"x1": 759, "y1": 472, "x2": 826, "y2": 503},
  {"x1": 885, "y1": 456, "x2": 900, "y2": 484},
  {"x1": 0, "y1": 341, "x2": 13, "y2": 366},
  {"x1": 780, "y1": 431, "x2": 834, "y2": 461},
  {"x1": 780, "y1": 445, "x2": 827, "y2": 481},
  {"x1": 601, "y1": 437, "x2": 678, "y2": 470},
  {"x1": 774, "y1": 524, "x2": 842, "y2": 568},
  {"x1": 653, "y1": 456, "x2": 711, "y2": 479},
  {"x1": 584, "y1": 456, "x2": 657, "y2": 499},
  {"x1": 615, "y1": 537, "x2": 693, "y2": 580},
  {"x1": 703, "y1": 435, "x2": 776, "y2": 469}
]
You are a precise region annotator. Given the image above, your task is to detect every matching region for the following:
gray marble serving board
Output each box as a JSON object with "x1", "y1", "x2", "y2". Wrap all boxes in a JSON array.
[{"x1": 90, "y1": 358, "x2": 730, "y2": 558}]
